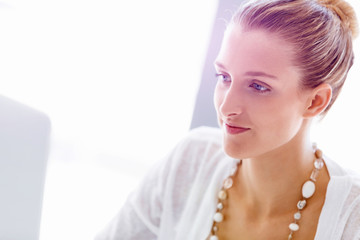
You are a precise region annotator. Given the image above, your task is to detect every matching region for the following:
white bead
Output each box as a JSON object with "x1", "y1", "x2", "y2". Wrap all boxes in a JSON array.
[
  {"x1": 302, "y1": 180, "x2": 316, "y2": 199},
  {"x1": 210, "y1": 235, "x2": 219, "y2": 240},
  {"x1": 294, "y1": 212, "x2": 301, "y2": 220},
  {"x1": 289, "y1": 223, "x2": 300, "y2": 231},
  {"x1": 218, "y1": 190, "x2": 227, "y2": 200},
  {"x1": 213, "y1": 212, "x2": 224, "y2": 223},
  {"x1": 297, "y1": 200, "x2": 307, "y2": 210},
  {"x1": 217, "y1": 203, "x2": 223, "y2": 210},
  {"x1": 310, "y1": 169, "x2": 320, "y2": 182},
  {"x1": 314, "y1": 158, "x2": 324, "y2": 170},
  {"x1": 223, "y1": 178, "x2": 233, "y2": 189}
]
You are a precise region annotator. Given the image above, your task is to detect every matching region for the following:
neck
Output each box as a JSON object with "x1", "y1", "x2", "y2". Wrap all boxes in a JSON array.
[{"x1": 235, "y1": 131, "x2": 315, "y2": 219}]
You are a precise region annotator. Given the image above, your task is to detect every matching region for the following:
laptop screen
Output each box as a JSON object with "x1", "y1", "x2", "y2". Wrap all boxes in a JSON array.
[{"x1": 0, "y1": 95, "x2": 51, "y2": 240}]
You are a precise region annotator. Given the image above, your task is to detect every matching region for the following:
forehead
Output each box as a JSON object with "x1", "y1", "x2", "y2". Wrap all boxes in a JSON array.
[{"x1": 215, "y1": 25, "x2": 300, "y2": 79}]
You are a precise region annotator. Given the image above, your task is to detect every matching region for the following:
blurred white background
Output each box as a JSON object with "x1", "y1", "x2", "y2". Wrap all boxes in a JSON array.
[
  {"x1": 0, "y1": 0, "x2": 217, "y2": 239},
  {"x1": 0, "y1": 0, "x2": 359, "y2": 239}
]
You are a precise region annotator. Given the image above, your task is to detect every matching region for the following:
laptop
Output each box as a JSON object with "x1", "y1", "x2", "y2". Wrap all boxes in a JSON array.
[{"x1": 0, "y1": 95, "x2": 51, "y2": 240}]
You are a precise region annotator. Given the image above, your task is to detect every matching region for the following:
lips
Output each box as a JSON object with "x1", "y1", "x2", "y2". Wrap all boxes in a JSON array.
[{"x1": 224, "y1": 123, "x2": 250, "y2": 135}]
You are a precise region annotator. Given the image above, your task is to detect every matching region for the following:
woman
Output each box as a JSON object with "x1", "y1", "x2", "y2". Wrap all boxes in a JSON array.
[{"x1": 96, "y1": 0, "x2": 360, "y2": 239}]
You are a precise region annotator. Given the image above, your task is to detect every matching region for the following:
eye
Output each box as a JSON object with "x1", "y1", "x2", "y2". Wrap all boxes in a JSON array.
[
  {"x1": 215, "y1": 73, "x2": 231, "y2": 83},
  {"x1": 249, "y1": 82, "x2": 270, "y2": 93}
]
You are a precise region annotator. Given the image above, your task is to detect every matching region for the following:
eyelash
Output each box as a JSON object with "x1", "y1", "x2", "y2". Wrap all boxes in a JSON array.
[
  {"x1": 215, "y1": 73, "x2": 231, "y2": 83},
  {"x1": 249, "y1": 82, "x2": 270, "y2": 93},
  {"x1": 215, "y1": 73, "x2": 271, "y2": 94}
]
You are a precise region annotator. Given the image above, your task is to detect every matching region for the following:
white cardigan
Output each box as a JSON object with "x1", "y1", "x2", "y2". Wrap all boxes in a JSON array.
[{"x1": 96, "y1": 127, "x2": 360, "y2": 240}]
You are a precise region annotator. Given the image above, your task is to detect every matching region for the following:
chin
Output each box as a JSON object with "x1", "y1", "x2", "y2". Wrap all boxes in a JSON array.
[
  {"x1": 222, "y1": 137, "x2": 246, "y2": 160},
  {"x1": 223, "y1": 148, "x2": 241, "y2": 159}
]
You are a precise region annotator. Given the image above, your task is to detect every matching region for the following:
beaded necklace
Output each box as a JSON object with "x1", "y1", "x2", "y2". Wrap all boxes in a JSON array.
[{"x1": 208, "y1": 147, "x2": 324, "y2": 240}]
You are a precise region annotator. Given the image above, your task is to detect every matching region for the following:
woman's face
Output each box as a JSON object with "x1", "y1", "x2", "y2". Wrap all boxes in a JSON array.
[{"x1": 214, "y1": 25, "x2": 311, "y2": 159}]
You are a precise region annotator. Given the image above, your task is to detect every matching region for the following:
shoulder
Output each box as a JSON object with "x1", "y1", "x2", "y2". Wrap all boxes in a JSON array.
[
  {"x1": 171, "y1": 126, "x2": 226, "y2": 164},
  {"x1": 342, "y1": 173, "x2": 360, "y2": 238},
  {"x1": 325, "y1": 156, "x2": 360, "y2": 205},
  {"x1": 326, "y1": 157, "x2": 360, "y2": 199},
  {"x1": 168, "y1": 126, "x2": 224, "y2": 164},
  {"x1": 160, "y1": 127, "x2": 233, "y2": 199},
  {"x1": 325, "y1": 157, "x2": 360, "y2": 237},
  {"x1": 167, "y1": 126, "x2": 232, "y2": 193},
  {"x1": 347, "y1": 170, "x2": 360, "y2": 201},
  {"x1": 111, "y1": 127, "x2": 228, "y2": 238},
  {"x1": 345, "y1": 171, "x2": 360, "y2": 214},
  {"x1": 153, "y1": 127, "x2": 231, "y2": 226},
  {"x1": 144, "y1": 126, "x2": 226, "y2": 183}
]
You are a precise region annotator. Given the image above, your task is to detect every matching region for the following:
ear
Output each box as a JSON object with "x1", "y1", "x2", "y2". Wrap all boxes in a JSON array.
[{"x1": 303, "y1": 83, "x2": 332, "y2": 118}]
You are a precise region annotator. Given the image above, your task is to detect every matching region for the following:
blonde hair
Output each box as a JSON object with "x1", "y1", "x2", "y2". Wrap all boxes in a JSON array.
[{"x1": 231, "y1": 0, "x2": 358, "y2": 114}]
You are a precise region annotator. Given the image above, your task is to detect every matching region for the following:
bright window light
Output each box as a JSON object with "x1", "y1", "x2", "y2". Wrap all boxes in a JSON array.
[{"x1": 1, "y1": 0, "x2": 217, "y2": 239}]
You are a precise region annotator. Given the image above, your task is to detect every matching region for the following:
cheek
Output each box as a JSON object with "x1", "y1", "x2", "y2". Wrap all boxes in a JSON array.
[
  {"x1": 213, "y1": 84, "x2": 225, "y2": 127},
  {"x1": 213, "y1": 84, "x2": 223, "y2": 113},
  {"x1": 253, "y1": 94, "x2": 305, "y2": 136}
]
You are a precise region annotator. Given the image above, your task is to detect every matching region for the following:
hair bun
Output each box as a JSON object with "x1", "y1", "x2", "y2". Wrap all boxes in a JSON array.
[{"x1": 319, "y1": 0, "x2": 359, "y2": 38}]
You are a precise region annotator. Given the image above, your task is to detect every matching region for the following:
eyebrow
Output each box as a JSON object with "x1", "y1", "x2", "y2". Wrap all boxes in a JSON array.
[
  {"x1": 214, "y1": 61, "x2": 278, "y2": 80},
  {"x1": 244, "y1": 71, "x2": 278, "y2": 80}
]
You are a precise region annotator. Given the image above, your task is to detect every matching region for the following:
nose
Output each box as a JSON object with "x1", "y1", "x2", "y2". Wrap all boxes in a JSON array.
[{"x1": 218, "y1": 86, "x2": 243, "y2": 118}]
